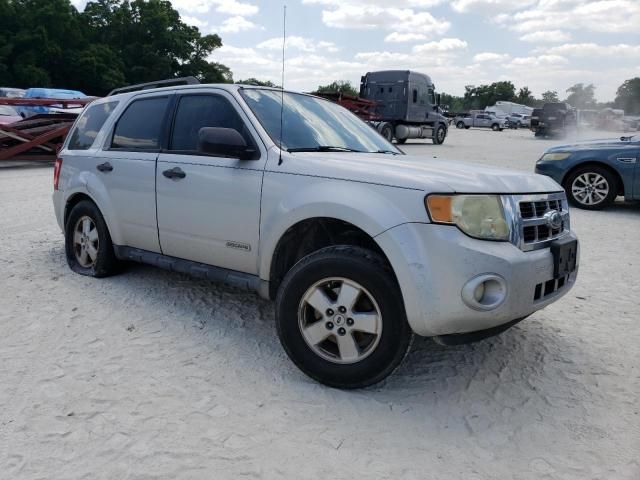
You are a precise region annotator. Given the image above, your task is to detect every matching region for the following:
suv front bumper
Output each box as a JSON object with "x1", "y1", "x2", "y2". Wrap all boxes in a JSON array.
[{"x1": 375, "y1": 223, "x2": 578, "y2": 337}]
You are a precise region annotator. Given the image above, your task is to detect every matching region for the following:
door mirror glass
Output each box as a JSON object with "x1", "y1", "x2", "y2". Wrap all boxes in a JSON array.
[{"x1": 198, "y1": 127, "x2": 254, "y2": 159}]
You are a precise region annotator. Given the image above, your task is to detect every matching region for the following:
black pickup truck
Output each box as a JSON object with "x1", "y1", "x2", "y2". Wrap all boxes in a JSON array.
[{"x1": 530, "y1": 102, "x2": 577, "y2": 137}]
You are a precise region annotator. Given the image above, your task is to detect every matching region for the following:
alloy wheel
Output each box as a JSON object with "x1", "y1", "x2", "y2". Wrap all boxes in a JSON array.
[
  {"x1": 73, "y1": 215, "x2": 99, "y2": 268},
  {"x1": 571, "y1": 172, "x2": 609, "y2": 206}
]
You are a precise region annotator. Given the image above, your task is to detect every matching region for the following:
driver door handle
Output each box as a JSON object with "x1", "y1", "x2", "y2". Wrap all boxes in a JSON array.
[
  {"x1": 163, "y1": 167, "x2": 186, "y2": 179},
  {"x1": 96, "y1": 162, "x2": 113, "y2": 172}
]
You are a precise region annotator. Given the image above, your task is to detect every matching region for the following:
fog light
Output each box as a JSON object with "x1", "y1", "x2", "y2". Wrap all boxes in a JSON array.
[{"x1": 461, "y1": 274, "x2": 507, "y2": 311}]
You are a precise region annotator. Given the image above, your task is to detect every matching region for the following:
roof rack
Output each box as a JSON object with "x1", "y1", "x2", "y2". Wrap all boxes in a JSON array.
[{"x1": 107, "y1": 76, "x2": 200, "y2": 96}]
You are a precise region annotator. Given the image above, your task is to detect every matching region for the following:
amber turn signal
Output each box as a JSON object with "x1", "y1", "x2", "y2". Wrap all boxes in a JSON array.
[{"x1": 425, "y1": 195, "x2": 453, "y2": 223}]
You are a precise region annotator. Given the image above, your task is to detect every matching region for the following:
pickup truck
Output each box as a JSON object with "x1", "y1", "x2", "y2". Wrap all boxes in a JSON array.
[
  {"x1": 455, "y1": 112, "x2": 506, "y2": 131},
  {"x1": 52, "y1": 79, "x2": 579, "y2": 388}
]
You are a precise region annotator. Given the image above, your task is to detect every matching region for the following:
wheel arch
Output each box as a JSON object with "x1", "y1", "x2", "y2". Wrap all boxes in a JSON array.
[
  {"x1": 63, "y1": 191, "x2": 121, "y2": 244},
  {"x1": 561, "y1": 160, "x2": 625, "y2": 196},
  {"x1": 265, "y1": 217, "x2": 397, "y2": 300}
]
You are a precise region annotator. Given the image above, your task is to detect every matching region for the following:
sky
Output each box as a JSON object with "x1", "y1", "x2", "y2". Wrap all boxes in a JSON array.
[{"x1": 73, "y1": 0, "x2": 640, "y2": 101}]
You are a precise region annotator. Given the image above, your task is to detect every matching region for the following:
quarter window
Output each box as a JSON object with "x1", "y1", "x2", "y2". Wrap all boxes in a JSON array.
[
  {"x1": 68, "y1": 101, "x2": 118, "y2": 150},
  {"x1": 170, "y1": 94, "x2": 251, "y2": 152},
  {"x1": 111, "y1": 97, "x2": 169, "y2": 150}
]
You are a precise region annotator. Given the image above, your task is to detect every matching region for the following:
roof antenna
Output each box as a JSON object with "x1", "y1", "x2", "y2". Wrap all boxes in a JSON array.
[{"x1": 278, "y1": 5, "x2": 286, "y2": 165}]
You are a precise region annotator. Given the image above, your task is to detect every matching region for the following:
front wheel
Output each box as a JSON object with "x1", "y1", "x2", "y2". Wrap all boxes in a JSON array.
[
  {"x1": 65, "y1": 200, "x2": 119, "y2": 277},
  {"x1": 564, "y1": 166, "x2": 618, "y2": 210},
  {"x1": 275, "y1": 246, "x2": 412, "y2": 389},
  {"x1": 433, "y1": 124, "x2": 446, "y2": 145},
  {"x1": 491, "y1": 123, "x2": 500, "y2": 131},
  {"x1": 380, "y1": 123, "x2": 393, "y2": 142},
  {"x1": 456, "y1": 121, "x2": 465, "y2": 129}
]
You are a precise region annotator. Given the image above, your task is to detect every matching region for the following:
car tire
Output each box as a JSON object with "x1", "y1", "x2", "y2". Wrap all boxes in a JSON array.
[
  {"x1": 65, "y1": 200, "x2": 119, "y2": 277},
  {"x1": 492, "y1": 123, "x2": 500, "y2": 131},
  {"x1": 275, "y1": 245, "x2": 412, "y2": 389},
  {"x1": 456, "y1": 121, "x2": 465, "y2": 129},
  {"x1": 433, "y1": 124, "x2": 446, "y2": 145},
  {"x1": 564, "y1": 166, "x2": 618, "y2": 210},
  {"x1": 464, "y1": 126, "x2": 470, "y2": 129}
]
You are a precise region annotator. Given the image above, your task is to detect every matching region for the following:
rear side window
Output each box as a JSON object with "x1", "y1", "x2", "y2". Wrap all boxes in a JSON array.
[
  {"x1": 111, "y1": 97, "x2": 169, "y2": 150},
  {"x1": 67, "y1": 101, "x2": 118, "y2": 150},
  {"x1": 170, "y1": 94, "x2": 252, "y2": 152}
]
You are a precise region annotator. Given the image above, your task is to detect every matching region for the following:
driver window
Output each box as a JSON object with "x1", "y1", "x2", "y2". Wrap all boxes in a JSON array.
[{"x1": 170, "y1": 94, "x2": 253, "y2": 152}]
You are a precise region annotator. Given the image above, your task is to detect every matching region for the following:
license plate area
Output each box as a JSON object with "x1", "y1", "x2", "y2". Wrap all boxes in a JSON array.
[{"x1": 550, "y1": 237, "x2": 577, "y2": 279}]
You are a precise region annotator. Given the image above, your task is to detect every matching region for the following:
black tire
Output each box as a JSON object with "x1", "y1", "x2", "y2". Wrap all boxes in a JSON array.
[
  {"x1": 464, "y1": 125, "x2": 470, "y2": 129},
  {"x1": 380, "y1": 123, "x2": 393, "y2": 142},
  {"x1": 433, "y1": 124, "x2": 446, "y2": 145},
  {"x1": 563, "y1": 165, "x2": 618, "y2": 210},
  {"x1": 491, "y1": 123, "x2": 500, "y2": 131},
  {"x1": 275, "y1": 246, "x2": 412, "y2": 389},
  {"x1": 456, "y1": 121, "x2": 465, "y2": 129},
  {"x1": 65, "y1": 200, "x2": 119, "y2": 277},
  {"x1": 395, "y1": 138, "x2": 407, "y2": 144}
]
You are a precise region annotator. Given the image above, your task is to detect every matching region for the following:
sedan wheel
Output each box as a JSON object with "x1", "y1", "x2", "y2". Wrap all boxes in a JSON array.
[{"x1": 565, "y1": 166, "x2": 617, "y2": 210}]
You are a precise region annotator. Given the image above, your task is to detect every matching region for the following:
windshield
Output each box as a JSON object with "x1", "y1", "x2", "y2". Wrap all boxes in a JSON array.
[
  {"x1": 0, "y1": 105, "x2": 18, "y2": 116},
  {"x1": 240, "y1": 89, "x2": 401, "y2": 154}
]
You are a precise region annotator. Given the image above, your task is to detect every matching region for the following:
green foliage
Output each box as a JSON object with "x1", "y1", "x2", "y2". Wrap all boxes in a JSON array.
[
  {"x1": 315, "y1": 80, "x2": 358, "y2": 97},
  {"x1": 541, "y1": 90, "x2": 559, "y2": 103},
  {"x1": 439, "y1": 92, "x2": 465, "y2": 113},
  {"x1": 565, "y1": 83, "x2": 596, "y2": 109},
  {"x1": 516, "y1": 87, "x2": 535, "y2": 106},
  {"x1": 236, "y1": 78, "x2": 280, "y2": 88},
  {"x1": 614, "y1": 77, "x2": 640, "y2": 114},
  {"x1": 462, "y1": 81, "x2": 516, "y2": 110},
  {"x1": 0, "y1": 0, "x2": 232, "y2": 95}
]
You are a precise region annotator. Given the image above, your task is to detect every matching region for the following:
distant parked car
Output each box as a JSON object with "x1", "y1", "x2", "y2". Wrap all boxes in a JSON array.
[
  {"x1": 18, "y1": 88, "x2": 87, "y2": 118},
  {"x1": 0, "y1": 105, "x2": 22, "y2": 125},
  {"x1": 0, "y1": 87, "x2": 26, "y2": 98},
  {"x1": 455, "y1": 112, "x2": 506, "y2": 131},
  {"x1": 507, "y1": 113, "x2": 531, "y2": 129},
  {"x1": 535, "y1": 135, "x2": 640, "y2": 209}
]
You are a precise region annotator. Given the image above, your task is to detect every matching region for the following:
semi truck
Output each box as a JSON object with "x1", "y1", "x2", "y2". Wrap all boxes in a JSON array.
[{"x1": 315, "y1": 70, "x2": 449, "y2": 145}]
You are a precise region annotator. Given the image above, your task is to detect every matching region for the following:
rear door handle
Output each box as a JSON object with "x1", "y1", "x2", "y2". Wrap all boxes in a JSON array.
[
  {"x1": 96, "y1": 162, "x2": 113, "y2": 172},
  {"x1": 163, "y1": 167, "x2": 186, "y2": 179}
]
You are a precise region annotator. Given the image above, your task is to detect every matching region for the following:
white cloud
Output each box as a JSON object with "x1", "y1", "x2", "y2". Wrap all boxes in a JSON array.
[
  {"x1": 181, "y1": 15, "x2": 208, "y2": 29},
  {"x1": 540, "y1": 43, "x2": 640, "y2": 58},
  {"x1": 321, "y1": 6, "x2": 450, "y2": 35},
  {"x1": 219, "y1": 16, "x2": 259, "y2": 33},
  {"x1": 451, "y1": 0, "x2": 535, "y2": 13},
  {"x1": 508, "y1": 55, "x2": 568, "y2": 67},
  {"x1": 473, "y1": 52, "x2": 510, "y2": 62},
  {"x1": 384, "y1": 32, "x2": 428, "y2": 43},
  {"x1": 413, "y1": 38, "x2": 468, "y2": 54},
  {"x1": 494, "y1": 0, "x2": 640, "y2": 34},
  {"x1": 173, "y1": 0, "x2": 259, "y2": 16},
  {"x1": 257, "y1": 36, "x2": 339, "y2": 53},
  {"x1": 303, "y1": 0, "x2": 443, "y2": 7},
  {"x1": 519, "y1": 30, "x2": 571, "y2": 43}
]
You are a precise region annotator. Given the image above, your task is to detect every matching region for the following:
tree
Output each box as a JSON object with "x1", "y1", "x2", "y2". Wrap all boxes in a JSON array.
[
  {"x1": 541, "y1": 90, "x2": 559, "y2": 103},
  {"x1": 462, "y1": 81, "x2": 516, "y2": 110},
  {"x1": 236, "y1": 78, "x2": 280, "y2": 88},
  {"x1": 439, "y1": 92, "x2": 465, "y2": 113},
  {"x1": 516, "y1": 86, "x2": 535, "y2": 106},
  {"x1": 315, "y1": 80, "x2": 358, "y2": 97},
  {"x1": 565, "y1": 83, "x2": 596, "y2": 109},
  {"x1": 614, "y1": 77, "x2": 640, "y2": 114},
  {"x1": 0, "y1": 0, "x2": 233, "y2": 95}
]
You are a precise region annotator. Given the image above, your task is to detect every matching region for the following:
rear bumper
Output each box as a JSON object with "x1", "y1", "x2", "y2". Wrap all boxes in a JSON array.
[{"x1": 375, "y1": 223, "x2": 578, "y2": 337}]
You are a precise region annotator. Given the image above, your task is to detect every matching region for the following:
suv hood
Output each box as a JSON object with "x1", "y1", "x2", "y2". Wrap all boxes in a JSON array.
[{"x1": 281, "y1": 152, "x2": 561, "y2": 193}]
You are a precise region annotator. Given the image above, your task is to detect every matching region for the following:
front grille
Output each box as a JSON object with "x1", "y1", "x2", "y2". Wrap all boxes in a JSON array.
[
  {"x1": 534, "y1": 275, "x2": 570, "y2": 301},
  {"x1": 516, "y1": 193, "x2": 570, "y2": 250}
]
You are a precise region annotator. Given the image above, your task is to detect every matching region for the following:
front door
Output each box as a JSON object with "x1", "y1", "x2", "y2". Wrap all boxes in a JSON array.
[{"x1": 156, "y1": 90, "x2": 266, "y2": 274}]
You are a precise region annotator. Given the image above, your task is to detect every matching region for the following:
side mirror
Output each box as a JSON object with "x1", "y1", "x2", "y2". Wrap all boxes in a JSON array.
[
  {"x1": 198, "y1": 127, "x2": 255, "y2": 160},
  {"x1": 436, "y1": 93, "x2": 441, "y2": 106}
]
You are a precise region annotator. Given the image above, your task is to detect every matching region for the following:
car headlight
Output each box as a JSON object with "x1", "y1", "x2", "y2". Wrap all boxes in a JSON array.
[
  {"x1": 540, "y1": 152, "x2": 571, "y2": 161},
  {"x1": 425, "y1": 194, "x2": 510, "y2": 241}
]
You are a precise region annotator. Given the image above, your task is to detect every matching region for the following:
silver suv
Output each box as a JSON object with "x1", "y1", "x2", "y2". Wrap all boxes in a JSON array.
[{"x1": 53, "y1": 80, "x2": 579, "y2": 388}]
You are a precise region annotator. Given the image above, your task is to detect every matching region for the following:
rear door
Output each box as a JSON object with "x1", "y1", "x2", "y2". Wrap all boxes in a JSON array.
[
  {"x1": 96, "y1": 94, "x2": 172, "y2": 252},
  {"x1": 155, "y1": 89, "x2": 266, "y2": 274}
]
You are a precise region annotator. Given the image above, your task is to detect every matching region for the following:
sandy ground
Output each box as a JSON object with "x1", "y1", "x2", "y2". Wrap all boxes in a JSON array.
[{"x1": 1, "y1": 128, "x2": 639, "y2": 479}]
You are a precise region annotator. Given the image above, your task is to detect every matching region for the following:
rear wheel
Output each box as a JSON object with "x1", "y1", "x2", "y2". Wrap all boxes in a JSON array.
[
  {"x1": 491, "y1": 123, "x2": 500, "y2": 131},
  {"x1": 456, "y1": 121, "x2": 465, "y2": 129},
  {"x1": 65, "y1": 200, "x2": 119, "y2": 277},
  {"x1": 564, "y1": 166, "x2": 618, "y2": 210},
  {"x1": 275, "y1": 246, "x2": 412, "y2": 389}
]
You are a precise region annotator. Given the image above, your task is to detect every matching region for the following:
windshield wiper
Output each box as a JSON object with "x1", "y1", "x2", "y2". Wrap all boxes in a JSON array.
[
  {"x1": 375, "y1": 149, "x2": 400, "y2": 155},
  {"x1": 287, "y1": 145, "x2": 363, "y2": 153}
]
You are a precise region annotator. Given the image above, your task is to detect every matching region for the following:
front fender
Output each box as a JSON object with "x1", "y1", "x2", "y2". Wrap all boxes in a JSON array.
[{"x1": 258, "y1": 171, "x2": 427, "y2": 280}]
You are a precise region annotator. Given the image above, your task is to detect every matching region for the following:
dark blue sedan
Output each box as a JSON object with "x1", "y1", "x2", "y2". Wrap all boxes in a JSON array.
[{"x1": 535, "y1": 135, "x2": 639, "y2": 209}]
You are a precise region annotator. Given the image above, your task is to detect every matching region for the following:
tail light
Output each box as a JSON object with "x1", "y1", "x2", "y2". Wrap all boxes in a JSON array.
[{"x1": 53, "y1": 157, "x2": 62, "y2": 190}]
